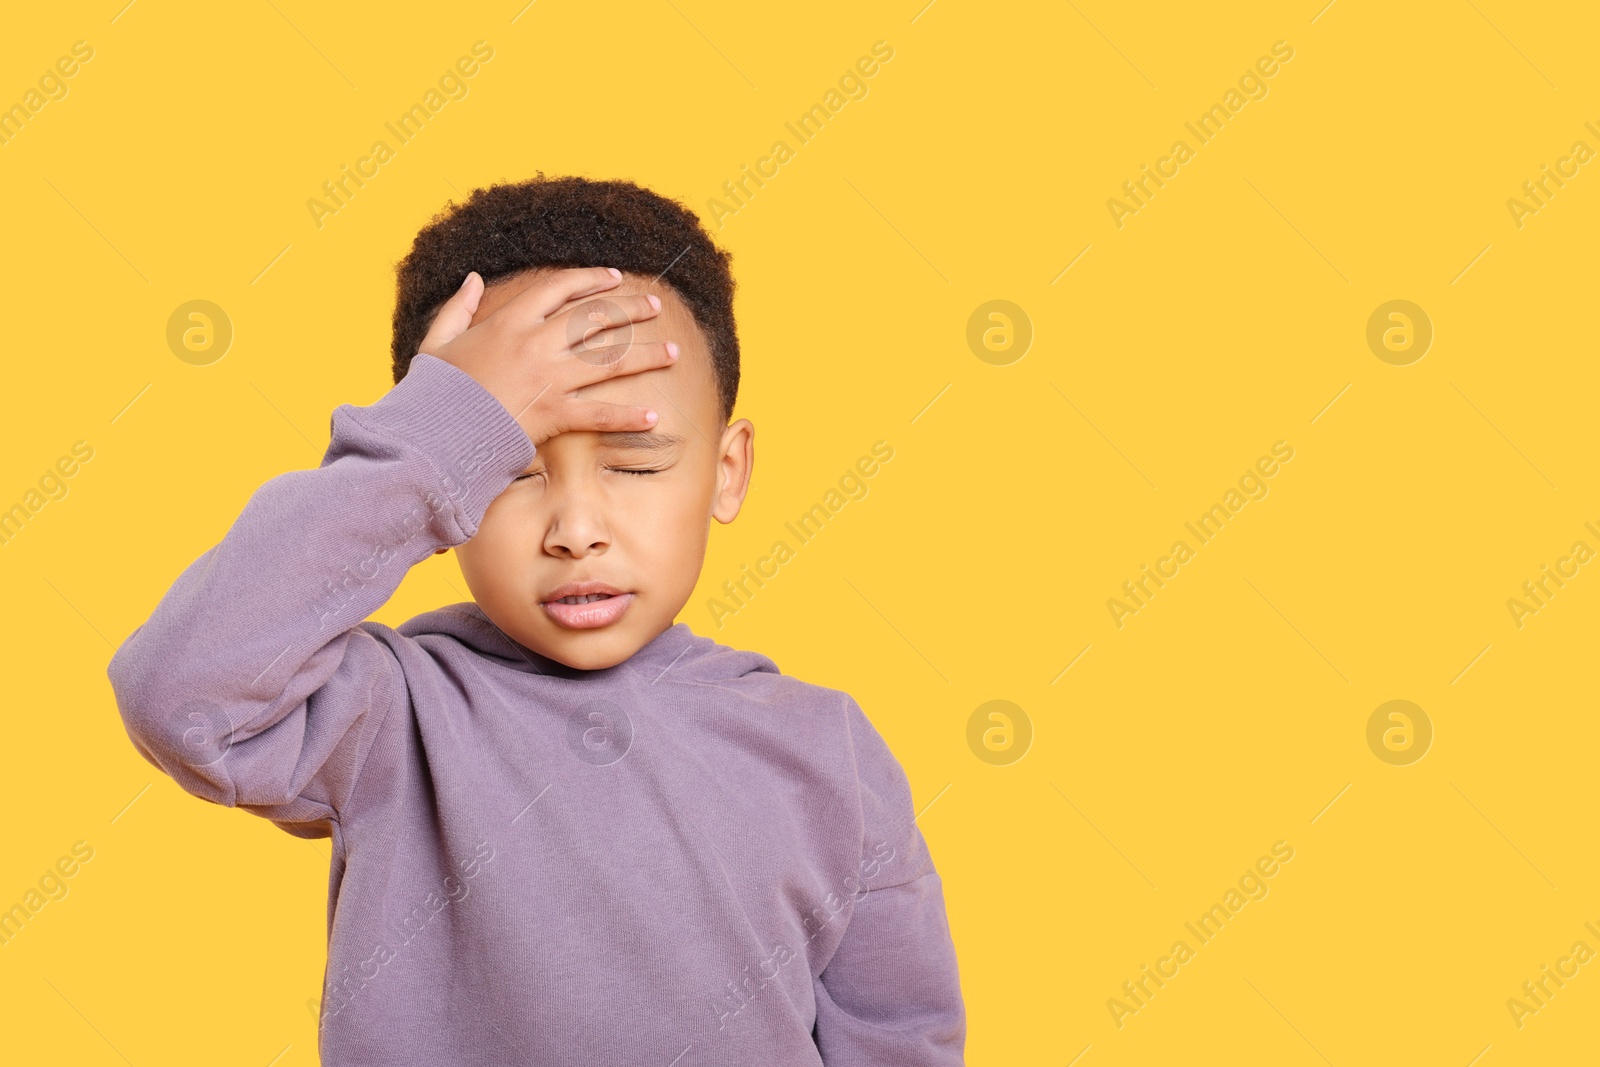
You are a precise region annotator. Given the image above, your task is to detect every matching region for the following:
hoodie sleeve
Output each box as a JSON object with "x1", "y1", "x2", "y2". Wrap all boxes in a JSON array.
[
  {"x1": 105, "y1": 353, "x2": 535, "y2": 835},
  {"x1": 812, "y1": 695, "x2": 967, "y2": 1066}
]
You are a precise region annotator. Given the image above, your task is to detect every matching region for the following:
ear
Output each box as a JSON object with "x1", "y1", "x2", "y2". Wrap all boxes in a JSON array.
[{"x1": 712, "y1": 419, "x2": 754, "y2": 523}]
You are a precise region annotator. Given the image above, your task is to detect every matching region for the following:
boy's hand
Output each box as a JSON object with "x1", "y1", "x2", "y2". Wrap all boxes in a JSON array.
[{"x1": 418, "y1": 266, "x2": 677, "y2": 447}]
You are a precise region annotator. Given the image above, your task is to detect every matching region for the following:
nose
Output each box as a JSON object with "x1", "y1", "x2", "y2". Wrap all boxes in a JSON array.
[{"x1": 541, "y1": 483, "x2": 612, "y2": 559}]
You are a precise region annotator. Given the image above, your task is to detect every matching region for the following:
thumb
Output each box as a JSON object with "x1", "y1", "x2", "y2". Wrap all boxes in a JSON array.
[{"x1": 418, "y1": 271, "x2": 484, "y2": 356}]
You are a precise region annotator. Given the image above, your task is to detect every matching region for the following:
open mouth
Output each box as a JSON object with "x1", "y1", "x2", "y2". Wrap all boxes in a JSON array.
[{"x1": 541, "y1": 591, "x2": 635, "y2": 630}]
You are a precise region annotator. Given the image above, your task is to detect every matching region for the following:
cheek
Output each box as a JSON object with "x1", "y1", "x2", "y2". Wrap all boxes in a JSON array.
[
  {"x1": 626, "y1": 478, "x2": 712, "y2": 557},
  {"x1": 623, "y1": 480, "x2": 694, "y2": 533},
  {"x1": 456, "y1": 497, "x2": 527, "y2": 577},
  {"x1": 674, "y1": 480, "x2": 717, "y2": 552}
]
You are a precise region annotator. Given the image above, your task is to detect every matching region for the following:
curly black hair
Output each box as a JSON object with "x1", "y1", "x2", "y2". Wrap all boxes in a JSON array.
[{"x1": 390, "y1": 173, "x2": 740, "y2": 424}]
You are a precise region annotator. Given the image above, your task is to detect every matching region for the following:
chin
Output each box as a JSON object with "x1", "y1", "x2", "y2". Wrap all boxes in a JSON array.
[{"x1": 539, "y1": 630, "x2": 638, "y2": 671}]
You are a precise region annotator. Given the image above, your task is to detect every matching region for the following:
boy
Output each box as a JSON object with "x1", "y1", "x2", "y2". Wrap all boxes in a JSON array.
[{"x1": 107, "y1": 175, "x2": 965, "y2": 1065}]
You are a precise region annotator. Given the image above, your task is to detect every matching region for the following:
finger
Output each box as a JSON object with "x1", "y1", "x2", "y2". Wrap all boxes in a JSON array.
[
  {"x1": 560, "y1": 294, "x2": 662, "y2": 348},
  {"x1": 417, "y1": 271, "x2": 484, "y2": 355},
  {"x1": 556, "y1": 398, "x2": 661, "y2": 435},
  {"x1": 505, "y1": 266, "x2": 623, "y2": 323},
  {"x1": 569, "y1": 339, "x2": 680, "y2": 376}
]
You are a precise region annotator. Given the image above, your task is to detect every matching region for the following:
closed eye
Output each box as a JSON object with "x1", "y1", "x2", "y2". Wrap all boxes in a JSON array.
[{"x1": 512, "y1": 467, "x2": 664, "y2": 481}]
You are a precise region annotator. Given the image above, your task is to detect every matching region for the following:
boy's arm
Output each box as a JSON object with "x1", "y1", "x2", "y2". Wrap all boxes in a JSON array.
[
  {"x1": 812, "y1": 696, "x2": 967, "y2": 1065},
  {"x1": 106, "y1": 353, "x2": 535, "y2": 832}
]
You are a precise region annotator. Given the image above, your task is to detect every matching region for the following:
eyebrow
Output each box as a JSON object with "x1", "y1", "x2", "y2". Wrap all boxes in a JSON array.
[{"x1": 595, "y1": 430, "x2": 688, "y2": 453}]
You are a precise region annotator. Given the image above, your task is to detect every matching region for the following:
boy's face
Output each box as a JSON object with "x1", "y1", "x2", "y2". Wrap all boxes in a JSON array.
[{"x1": 452, "y1": 270, "x2": 753, "y2": 671}]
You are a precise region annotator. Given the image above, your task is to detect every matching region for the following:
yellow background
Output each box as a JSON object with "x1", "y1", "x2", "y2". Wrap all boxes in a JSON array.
[{"x1": 2, "y1": 0, "x2": 1596, "y2": 1063}]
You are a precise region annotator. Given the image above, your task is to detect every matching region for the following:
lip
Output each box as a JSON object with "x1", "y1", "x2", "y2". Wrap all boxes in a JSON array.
[{"x1": 541, "y1": 581, "x2": 634, "y2": 630}]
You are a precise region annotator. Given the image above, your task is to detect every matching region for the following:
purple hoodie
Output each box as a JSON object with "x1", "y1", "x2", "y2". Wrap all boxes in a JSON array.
[{"x1": 106, "y1": 353, "x2": 966, "y2": 1065}]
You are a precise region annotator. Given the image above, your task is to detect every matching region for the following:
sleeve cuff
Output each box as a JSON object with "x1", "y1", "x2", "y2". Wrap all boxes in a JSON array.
[{"x1": 338, "y1": 353, "x2": 537, "y2": 539}]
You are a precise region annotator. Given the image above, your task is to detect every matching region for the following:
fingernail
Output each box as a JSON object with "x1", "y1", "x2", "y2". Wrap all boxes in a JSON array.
[
  {"x1": 647, "y1": 294, "x2": 661, "y2": 310},
  {"x1": 645, "y1": 410, "x2": 659, "y2": 424},
  {"x1": 666, "y1": 342, "x2": 679, "y2": 359},
  {"x1": 607, "y1": 267, "x2": 622, "y2": 278}
]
